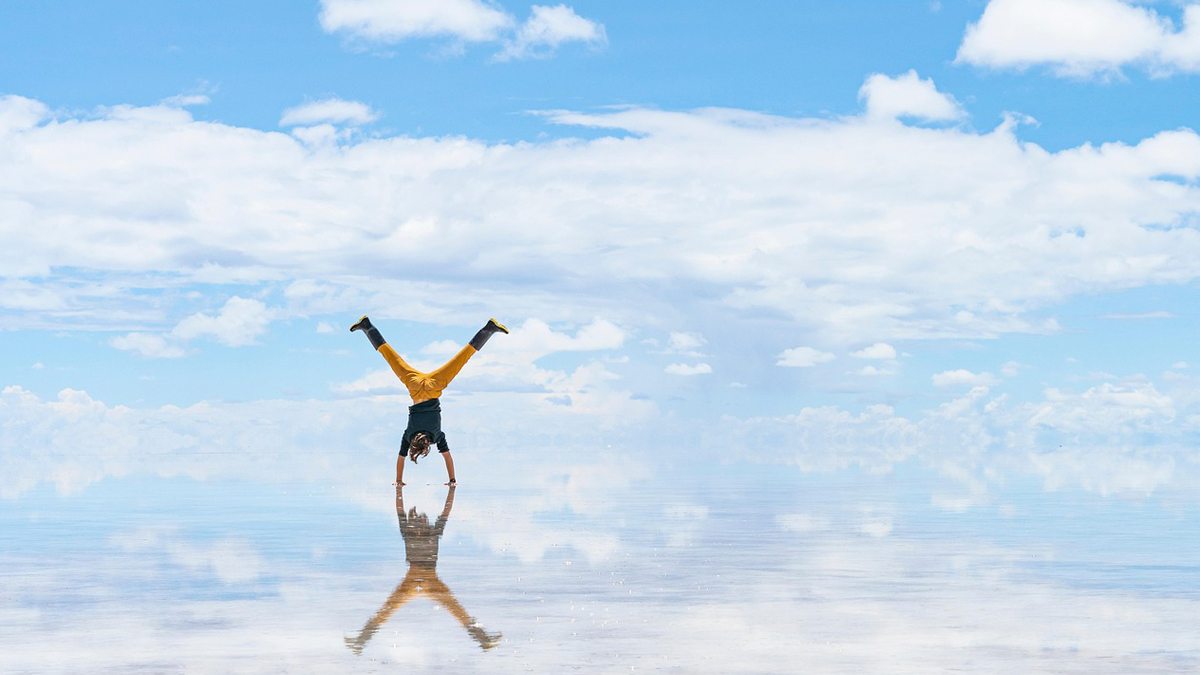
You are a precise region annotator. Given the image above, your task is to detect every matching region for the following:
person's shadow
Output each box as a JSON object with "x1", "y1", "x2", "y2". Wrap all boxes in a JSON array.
[{"x1": 345, "y1": 486, "x2": 502, "y2": 654}]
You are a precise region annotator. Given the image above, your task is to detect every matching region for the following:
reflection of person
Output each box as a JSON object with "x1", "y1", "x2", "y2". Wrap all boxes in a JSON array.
[
  {"x1": 350, "y1": 316, "x2": 508, "y2": 485},
  {"x1": 345, "y1": 486, "x2": 502, "y2": 654}
]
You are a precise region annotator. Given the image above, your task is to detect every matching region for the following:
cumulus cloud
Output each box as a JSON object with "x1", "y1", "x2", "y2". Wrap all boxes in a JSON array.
[
  {"x1": 851, "y1": 342, "x2": 897, "y2": 360},
  {"x1": 496, "y1": 4, "x2": 607, "y2": 61},
  {"x1": 723, "y1": 373, "x2": 1200, "y2": 499},
  {"x1": 0, "y1": 95, "x2": 48, "y2": 133},
  {"x1": 318, "y1": 0, "x2": 604, "y2": 61},
  {"x1": 4, "y1": 88, "x2": 1200, "y2": 351},
  {"x1": 665, "y1": 331, "x2": 707, "y2": 357},
  {"x1": 4, "y1": 367, "x2": 1200, "y2": 501},
  {"x1": 110, "y1": 296, "x2": 275, "y2": 358},
  {"x1": 668, "y1": 331, "x2": 706, "y2": 352},
  {"x1": 1029, "y1": 379, "x2": 1175, "y2": 434},
  {"x1": 932, "y1": 369, "x2": 997, "y2": 388},
  {"x1": 958, "y1": 0, "x2": 1200, "y2": 76},
  {"x1": 859, "y1": 70, "x2": 964, "y2": 122},
  {"x1": 171, "y1": 296, "x2": 273, "y2": 346},
  {"x1": 279, "y1": 98, "x2": 379, "y2": 127},
  {"x1": 109, "y1": 332, "x2": 187, "y2": 359},
  {"x1": 318, "y1": 0, "x2": 513, "y2": 43},
  {"x1": 777, "y1": 347, "x2": 836, "y2": 368},
  {"x1": 664, "y1": 362, "x2": 712, "y2": 376}
]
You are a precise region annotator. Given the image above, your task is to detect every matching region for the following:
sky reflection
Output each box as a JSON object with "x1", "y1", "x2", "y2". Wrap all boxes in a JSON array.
[{"x1": 3, "y1": 452, "x2": 1198, "y2": 672}]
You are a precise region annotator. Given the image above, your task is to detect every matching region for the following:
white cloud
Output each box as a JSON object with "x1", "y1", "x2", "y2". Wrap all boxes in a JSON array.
[
  {"x1": 160, "y1": 94, "x2": 211, "y2": 108},
  {"x1": 496, "y1": 4, "x2": 607, "y2": 61},
  {"x1": 668, "y1": 331, "x2": 706, "y2": 352},
  {"x1": 851, "y1": 342, "x2": 897, "y2": 360},
  {"x1": 318, "y1": 0, "x2": 604, "y2": 61},
  {"x1": 932, "y1": 369, "x2": 997, "y2": 388},
  {"x1": 1100, "y1": 310, "x2": 1174, "y2": 320},
  {"x1": 0, "y1": 95, "x2": 47, "y2": 133},
  {"x1": 664, "y1": 362, "x2": 712, "y2": 376},
  {"x1": 318, "y1": 0, "x2": 514, "y2": 43},
  {"x1": 777, "y1": 347, "x2": 836, "y2": 368},
  {"x1": 5, "y1": 92, "x2": 1200, "y2": 351},
  {"x1": 109, "y1": 297, "x2": 275, "y2": 358},
  {"x1": 279, "y1": 98, "x2": 379, "y2": 127},
  {"x1": 859, "y1": 70, "x2": 964, "y2": 122},
  {"x1": 665, "y1": 331, "x2": 707, "y2": 357},
  {"x1": 721, "y1": 373, "x2": 1200, "y2": 499},
  {"x1": 1029, "y1": 379, "x2": 1175, "y2": 434},
  {"x1": 958, "y1": 0, "x2": 1200, "y2": 76},
  {"x1": 109, "y1": 332, "x2": 187, "y2": 359},
  {"x1": 5, "y1": 366, "x2": 1200, "y2": 502},
  {"x1": 171, "y1": 296, "x2": 273, "y2": 347}
]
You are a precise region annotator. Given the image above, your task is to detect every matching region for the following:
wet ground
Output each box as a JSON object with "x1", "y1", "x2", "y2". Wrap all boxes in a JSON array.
[{"x1": 3, "y1": 458, "x2": 1199, "y2": 673}]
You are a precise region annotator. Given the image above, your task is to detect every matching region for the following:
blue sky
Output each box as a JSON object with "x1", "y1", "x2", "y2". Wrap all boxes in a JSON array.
[{"x1": 3, "y1": 0, "x2": 1200, "y2": 502}]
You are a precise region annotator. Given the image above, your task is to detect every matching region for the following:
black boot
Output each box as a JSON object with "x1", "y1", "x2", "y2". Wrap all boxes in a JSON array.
[
  {"x1": 469, "y1": 318, "x2": 509, "y2": 351},
  {"x1": 350, "y1": 315, "x2": 386, "y2": 350}
]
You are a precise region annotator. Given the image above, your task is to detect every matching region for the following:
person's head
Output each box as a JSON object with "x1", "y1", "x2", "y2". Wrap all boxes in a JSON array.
[{"x1": 409, "y1": 432, "x2": 431, "y2": 463}]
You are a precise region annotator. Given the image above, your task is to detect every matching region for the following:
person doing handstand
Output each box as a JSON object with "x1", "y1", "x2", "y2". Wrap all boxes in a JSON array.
[{"x1": 350, "y1": 316, "x2": 508, "y2": 486}]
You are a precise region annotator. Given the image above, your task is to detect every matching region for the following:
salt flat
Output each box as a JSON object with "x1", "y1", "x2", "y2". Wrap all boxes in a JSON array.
[{"x1": 3, "y1": 453, "x2": 1197, "y2": 673}]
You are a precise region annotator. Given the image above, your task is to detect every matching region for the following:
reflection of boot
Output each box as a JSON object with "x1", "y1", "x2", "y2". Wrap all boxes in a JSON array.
[
  {"x1": 468, "y1": 318, "x2": 509, "y2": 351},
  {"x1": 344, "y1": 634, "x2": 366, "y2": 655},
  {"x1": 350, "y1": 315, "x2": 386, "y2": 350},
  {"x1": 467, "y1": 625, "x2": 503, "y2": 650}
]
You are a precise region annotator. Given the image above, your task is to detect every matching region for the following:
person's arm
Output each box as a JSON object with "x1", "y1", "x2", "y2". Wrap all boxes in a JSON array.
[
  {"x1": 433, "y1": 484, "x2": 455, "y2": 537},
  {"x1": 440, "y1": 484, "x2": 456, "y2": 518},
  {"x1": 394, "y1": 452, "x2": 406, "y2": 486},
  {"x1": 442, "y1": 451, "x2": 456, "y2": 485}
]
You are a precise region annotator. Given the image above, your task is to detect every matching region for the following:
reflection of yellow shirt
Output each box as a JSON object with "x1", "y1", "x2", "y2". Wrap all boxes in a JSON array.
[{"x1": 379, "y1": 343, "x2": 477, "y2": 404}]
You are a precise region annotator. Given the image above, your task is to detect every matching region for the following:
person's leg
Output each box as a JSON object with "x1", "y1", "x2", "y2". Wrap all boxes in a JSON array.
[
  {"x1": 427, "y1": 318, "x2": 509, "y2": 390},
  {"x1": 345, "y1": 569, "x2": 423, "y2": 654},
  {"x1": 351, "y1": 316, "x2": 425, "y2": 392},
  {"x1": 424, "y1": 575, "x2": 501, "y2": 650},
  {"x1": 350, "y1": 315, "x2": 386, "y2": 350},
  {"x1": 378, "y1": 343, "x2": 422, "y2": 385},
  {"x1": 427, "y1": 344, "x2": 476, "y2": 391}
]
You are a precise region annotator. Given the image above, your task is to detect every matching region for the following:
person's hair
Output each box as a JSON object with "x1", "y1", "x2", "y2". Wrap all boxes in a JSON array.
[{"x1": 409, "y1": 432, "x2": 431, "y2": 463}]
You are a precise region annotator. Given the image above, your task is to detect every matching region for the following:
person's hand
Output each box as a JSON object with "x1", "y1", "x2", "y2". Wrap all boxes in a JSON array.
[
  {"x1": 444, "y1": 479, "x2": 456, "y2": 486},
  {"x1": 393, "y1": 480, "x2": 406, "y2": 487}
]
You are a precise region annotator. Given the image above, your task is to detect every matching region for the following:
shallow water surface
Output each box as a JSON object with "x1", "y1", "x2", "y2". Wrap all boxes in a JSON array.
[{"x1": 3, "y1": 460, "x2": 1198, "y2": 673}]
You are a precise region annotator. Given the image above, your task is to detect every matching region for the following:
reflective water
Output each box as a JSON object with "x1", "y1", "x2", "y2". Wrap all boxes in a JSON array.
[{"x1": 3, "y1": 458, "x2": 1198, "y2": 673}]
